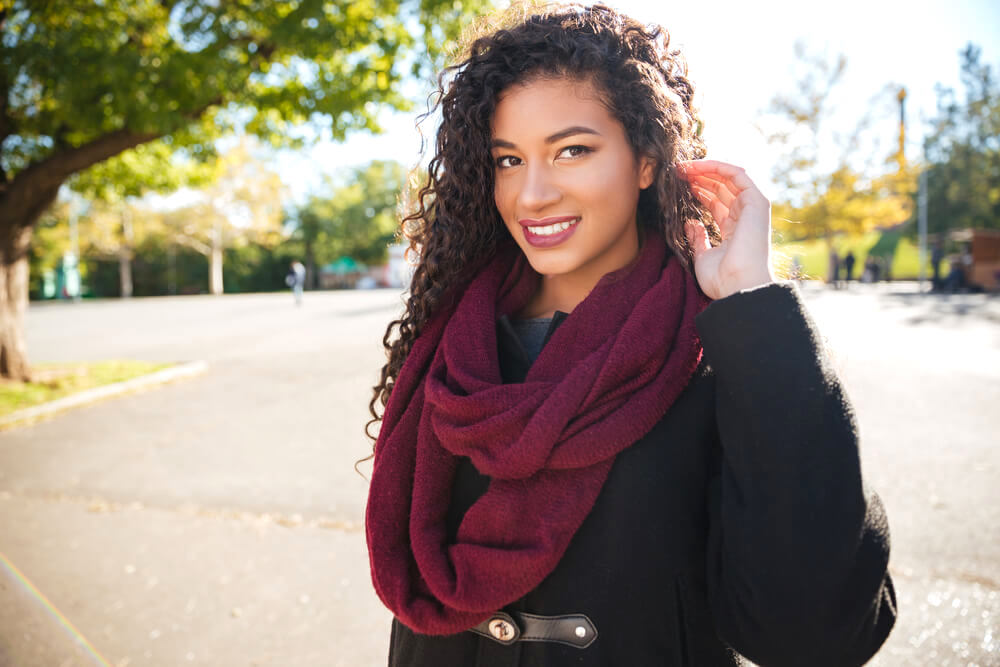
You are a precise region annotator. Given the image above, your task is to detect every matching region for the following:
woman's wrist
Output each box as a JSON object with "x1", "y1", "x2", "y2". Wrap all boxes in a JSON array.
[{"x1": 715, "y1": 266, "x2": 776, "y2": 299}]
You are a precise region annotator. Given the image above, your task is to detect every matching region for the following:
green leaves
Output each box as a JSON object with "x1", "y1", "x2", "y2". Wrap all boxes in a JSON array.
[
  {"x1": 69, "y1": 139, "x2": 213, "y2": 201},
  {"x1": 2, "y1": 0, "x2": 491, "y2": 181},
  {"x1": 759, "y1": 44, "x2": 915, "y2": 242},
  {"x1": 921, "y1": 44, "x2": 1000, "y2": 234},
  {"x1": 289, "y1": 160, "x2": 408, "y2": 265}
]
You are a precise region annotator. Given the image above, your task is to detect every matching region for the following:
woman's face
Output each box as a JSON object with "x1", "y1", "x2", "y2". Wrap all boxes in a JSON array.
[{"x1": 491, "y1": 76, "x2": 654, "y2": 286}]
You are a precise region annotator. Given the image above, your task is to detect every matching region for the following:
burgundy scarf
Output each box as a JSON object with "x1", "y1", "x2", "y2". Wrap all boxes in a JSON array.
[{"x1": 366, "y1": 233, "x2": 707, "y2": 635}]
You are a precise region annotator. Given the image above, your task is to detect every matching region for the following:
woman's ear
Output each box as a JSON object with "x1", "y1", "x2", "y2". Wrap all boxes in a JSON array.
[{"x1": 638, "y1": 156, "x2": 656, "y2": 190}]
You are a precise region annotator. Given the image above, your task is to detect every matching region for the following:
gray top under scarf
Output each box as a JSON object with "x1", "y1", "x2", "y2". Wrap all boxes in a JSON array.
[{"x1": 510, "y1": 317, "x2": 554, "y2": 364}]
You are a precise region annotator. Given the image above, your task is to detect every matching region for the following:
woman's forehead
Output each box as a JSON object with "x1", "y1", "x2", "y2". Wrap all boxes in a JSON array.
[{"x1": 491, "y1": 78, "x2": 618, "y2": 139}]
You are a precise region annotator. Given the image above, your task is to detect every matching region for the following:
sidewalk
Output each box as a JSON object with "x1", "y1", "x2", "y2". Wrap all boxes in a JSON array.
[{"x1": 1, "y1": 289, "x2": 996, "y2": 665}]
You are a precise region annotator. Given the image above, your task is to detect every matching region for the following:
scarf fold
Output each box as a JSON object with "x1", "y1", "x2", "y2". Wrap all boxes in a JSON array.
[{"x1": 366, "y1": 234, "x2": 707, "y2": 635}]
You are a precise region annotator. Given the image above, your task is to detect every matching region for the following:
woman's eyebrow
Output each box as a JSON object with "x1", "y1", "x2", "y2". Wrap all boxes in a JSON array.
[
  {"x1": 491, "y1": 126, "x2": 602, "y2": 149},
  {"x1": 545, "y1": 126, "x2": 600, "y2": 143}
]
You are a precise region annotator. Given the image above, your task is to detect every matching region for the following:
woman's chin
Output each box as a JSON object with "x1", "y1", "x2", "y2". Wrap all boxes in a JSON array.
[{"x1": 521, "y1": 253, "x2": 575, "y2": 278}]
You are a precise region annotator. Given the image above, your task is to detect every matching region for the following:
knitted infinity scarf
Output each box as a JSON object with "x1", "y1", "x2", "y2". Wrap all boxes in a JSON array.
[{"x1": 366, "y1": 233, "x2": 707, "y2": 635}]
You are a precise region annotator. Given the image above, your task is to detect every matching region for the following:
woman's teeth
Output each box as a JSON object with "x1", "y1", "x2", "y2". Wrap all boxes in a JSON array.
[{"x1": 528, "y1": 219, "x2": 577, "y2": 236}]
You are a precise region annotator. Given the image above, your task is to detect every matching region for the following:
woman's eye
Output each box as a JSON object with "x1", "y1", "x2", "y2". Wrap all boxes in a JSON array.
[
  {"x1": 558, "y1": 145, "x2": 592, "y2": 159},
  {"x1": 495, "y1": 155, "x2": 521, "y2": 168}
]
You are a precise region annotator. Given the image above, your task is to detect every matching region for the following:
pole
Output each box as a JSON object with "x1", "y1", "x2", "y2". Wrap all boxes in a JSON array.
[
  {"x1": 918, "y1": 168, "x2": 928, "y2": 291},
  {"x1": 897, "y1": 88, "x2": 907, "y2": 172},
  {"x1": 68, "y1": 196, "x2": 82, "y2": 302}
]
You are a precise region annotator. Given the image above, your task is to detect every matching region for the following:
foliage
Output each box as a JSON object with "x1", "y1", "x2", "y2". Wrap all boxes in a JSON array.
[
  {"x1": 85, "y1": 239, "x2": 209, "y2": 298},
  {"x1": 771, "y1": 166, "x2": 916, "y2": 244},
  {"x1": 919, "y1": 44, "x2": 1000, "y2": 235},
  {"x1": 223, "y1": 241, "x2": 299, "y2": 294},
  {"x1": 69, "y1": 140, "x2": 214, "y2": 202},
  {"x1": 2, "y1": 0, "x2": 490, "y2": 180},
  {"x1": 161, "y1": 141, "x2": 286, "y2": 256},
  {"x1": 759, "y1": 44, "x2": 916, "y2": 244},
  {"x1": 288, "y1": 160, "x2": 408, "y2": 267}
]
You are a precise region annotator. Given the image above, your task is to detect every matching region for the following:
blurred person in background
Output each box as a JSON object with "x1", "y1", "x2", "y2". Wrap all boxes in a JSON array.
[
  {"x1": 286, "y1": 260, "x2": 306, "y2": 305},
  {"x1": 363, "y1": 4, "x2": 896, "y2": 666},
  {"x1": 844, "y1": 250, "x2": 856, "y2": 282}
]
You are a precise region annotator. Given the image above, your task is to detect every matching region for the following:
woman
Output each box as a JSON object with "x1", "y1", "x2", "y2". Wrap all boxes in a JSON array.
[{"x1": 365, "y1": 4, "x2": 897, "y2": 666}]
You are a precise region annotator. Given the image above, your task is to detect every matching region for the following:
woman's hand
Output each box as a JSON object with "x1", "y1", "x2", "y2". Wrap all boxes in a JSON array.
[{"x1": 677, "y1": 159, "x2": 775, "y2": 300}]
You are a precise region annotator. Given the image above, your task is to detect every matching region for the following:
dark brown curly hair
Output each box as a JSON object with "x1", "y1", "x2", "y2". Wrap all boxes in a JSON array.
[{"x1": 365, "y1": 2, "x2": 716, "y2": 444}]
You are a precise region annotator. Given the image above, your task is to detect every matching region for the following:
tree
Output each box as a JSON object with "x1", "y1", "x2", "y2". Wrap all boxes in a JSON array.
[
  {"x1": 288, "y1": 159, "x2": 408, "y2": 282},
  {"x1": 69, "y1": 140, "x2": 212, "y2": 297},
  {"x1": 161, "y1": 141, "x2": 285, "y2": 295},
  {"x1": 759, "y1": 44, "x2": 915, "y2": 248},
  {"x1": 921, "y1": 44, "x2": 1000, "y2": 236},
  {"x1": 0, "y1": 0, "x2": 488, "y2": 379}
]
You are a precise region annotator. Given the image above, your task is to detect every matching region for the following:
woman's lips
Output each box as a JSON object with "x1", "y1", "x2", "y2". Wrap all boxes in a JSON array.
[{"x1": 518, "y1": 216, "x2": 581, "y2": 248}]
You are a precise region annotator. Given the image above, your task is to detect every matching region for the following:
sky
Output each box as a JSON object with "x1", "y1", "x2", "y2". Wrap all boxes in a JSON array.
[{"x1": 274, "y1": 0, "x2": 1000, "y2": 203}]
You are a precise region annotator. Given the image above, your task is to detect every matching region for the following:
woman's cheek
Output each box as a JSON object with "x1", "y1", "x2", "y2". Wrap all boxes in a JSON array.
[{"x1": 493, "y1": 178, "x2": 510, "y2": 217}]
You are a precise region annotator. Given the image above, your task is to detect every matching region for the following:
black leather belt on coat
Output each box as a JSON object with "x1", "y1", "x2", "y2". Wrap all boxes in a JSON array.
[{"x1": 469, "y1": 611, "x2": 598, "y2": 649}]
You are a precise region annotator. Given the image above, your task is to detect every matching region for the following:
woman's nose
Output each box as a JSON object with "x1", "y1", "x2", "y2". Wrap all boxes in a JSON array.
[{"x1": 518, "y1": 163, "x2": 561, "y2": 211}]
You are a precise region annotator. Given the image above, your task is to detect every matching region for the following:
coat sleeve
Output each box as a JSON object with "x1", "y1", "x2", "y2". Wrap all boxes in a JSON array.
[{"x1": 696, "y1": 282, "x2": 896, "y2": 667}]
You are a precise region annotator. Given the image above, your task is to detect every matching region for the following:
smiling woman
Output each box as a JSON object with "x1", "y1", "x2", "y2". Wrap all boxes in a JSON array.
[
  {"x1": 491, "y1": 78, "x2": 654, "y2": 317},
  {"x1": 363, "y1": 4, "x2": 897, "y2": 666}
]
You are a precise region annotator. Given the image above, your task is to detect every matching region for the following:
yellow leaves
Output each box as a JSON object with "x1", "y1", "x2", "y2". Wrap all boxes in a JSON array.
[
  {"x1": 761, "y1": 43, "x2": 923, "y2": 242},
  {"x1": 771, "y1": 163, "x2": 918, "y2": 242},
  {"x1": 157, "y1": 139, "x2": 286, "y2": 252}
]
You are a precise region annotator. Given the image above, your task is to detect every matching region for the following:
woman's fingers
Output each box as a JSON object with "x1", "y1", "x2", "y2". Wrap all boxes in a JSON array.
[
  {"x1": 691, "y1": 184, "x2": 730, "y2": 224},
  {"x1": 678, "y1": 159, "x2": 756, "y2": 192},
  {"x1": 689, "y1": 174, "x2": 736, "y2": 207},
  {"x1": 691, "y1": 184, "x2": 740, "y2": 240},
  {"x1": 679, "y1": 160, "x2": 768, "y2": 206},
  {"x1": 685, "y1": 220, "x2": 710, "y2": 260}
]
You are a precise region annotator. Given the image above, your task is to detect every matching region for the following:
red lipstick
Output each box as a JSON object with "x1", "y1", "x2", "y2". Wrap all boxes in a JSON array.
[{"x1": 518, "y1": 216, "x2": 580, "y2": 248}]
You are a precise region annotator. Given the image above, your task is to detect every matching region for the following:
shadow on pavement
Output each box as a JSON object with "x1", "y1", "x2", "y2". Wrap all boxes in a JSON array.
[{"x1": 875, "y1": 292, "x2": 1000, "y2": 326}]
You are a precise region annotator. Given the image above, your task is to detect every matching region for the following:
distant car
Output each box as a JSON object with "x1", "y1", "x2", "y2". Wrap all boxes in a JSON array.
[{"x1": 355, "y1": 276, "x2": 377, "y2": 289}]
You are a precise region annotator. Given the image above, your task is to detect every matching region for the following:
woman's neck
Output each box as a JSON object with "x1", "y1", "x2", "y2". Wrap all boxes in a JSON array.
[
  {"x1": 517, "y1": 227, "x2": 645, "y2": 319},
  {"x1": 517, "y1": 274, "x2": 592, "y2": 319}
]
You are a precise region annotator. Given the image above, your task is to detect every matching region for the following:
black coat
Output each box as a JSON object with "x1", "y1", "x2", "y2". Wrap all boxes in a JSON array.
[{"x1": 386, "y1": 283, "x2": 897, "y2": 666}]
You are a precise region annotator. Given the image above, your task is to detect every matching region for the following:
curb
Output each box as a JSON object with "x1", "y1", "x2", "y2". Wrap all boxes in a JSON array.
[{"x1": 0, "y1": 360, "x2": 209, "y2": 432}]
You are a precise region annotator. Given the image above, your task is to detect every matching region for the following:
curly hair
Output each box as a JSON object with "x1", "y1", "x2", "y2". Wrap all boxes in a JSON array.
[{"x1": 365, "y1": 2, "x2": 716, "y2": 444}]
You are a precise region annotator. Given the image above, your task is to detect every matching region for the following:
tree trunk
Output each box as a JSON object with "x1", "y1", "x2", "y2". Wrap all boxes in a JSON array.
[
  {"x1": 304, "y1": 238, "x2": 316, "y2": 290},
  {"x1": 119, "y1": 251, "x2": 133, "y2": 298},
  {"x1": 119, "y1": 207, "x2": 134, "y2": 298},
  {"x1": 0, "y1": 128, "x2": 162, "y2": 379},
  {"x1": 209, "y1": 221, "x2": 224, "y2": 295},
  {"x1": 167, "y1": 244, "x2": 177, "y2": 295},
  {"x1": 0, "y1": 226, "x2": 34, "y2": 381}
]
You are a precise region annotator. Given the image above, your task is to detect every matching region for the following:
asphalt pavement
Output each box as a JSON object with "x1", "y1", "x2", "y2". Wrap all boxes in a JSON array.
[{"x1": 0, "y1": 283, "x2": 997, "y2": 666}]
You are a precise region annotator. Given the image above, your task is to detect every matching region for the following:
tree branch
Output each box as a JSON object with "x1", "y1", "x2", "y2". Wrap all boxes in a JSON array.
[
  {"x1": 171, "y1": 233, "x2": 211, "y2": 256},
  {"x1": 0, "y1": 128, "x2": 161, "y2": 232}
]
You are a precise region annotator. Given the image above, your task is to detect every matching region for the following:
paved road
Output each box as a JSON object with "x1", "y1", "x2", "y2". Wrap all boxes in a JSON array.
[{"x1": 1, "y1": 284, "x2": 997, "y2": 666}]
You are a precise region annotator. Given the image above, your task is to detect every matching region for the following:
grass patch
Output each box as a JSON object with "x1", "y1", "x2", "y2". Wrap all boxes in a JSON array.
[
  {"x1": 0, "y1": 360, "x2": 172, "y2": 417},
  {"x1": 775, "y1": 229, "x2": 934, "y2": 280}
]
